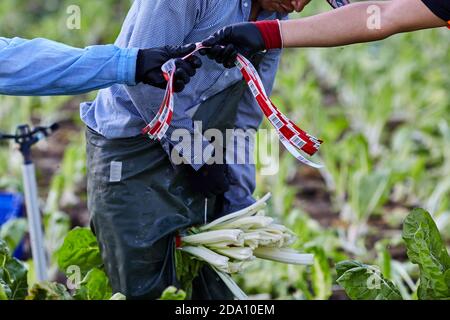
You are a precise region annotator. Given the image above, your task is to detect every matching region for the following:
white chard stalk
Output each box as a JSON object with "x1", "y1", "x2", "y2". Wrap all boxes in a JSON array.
[
  {"x1": 253, "y1": 247, "x2": 314, "y2": 265},
  {"x1": 205, "y1": 241, "x2": 239, "y2": 249},
  {"x1": 181, "y1": 229, "x2": 243, "y2": 246},
  {"x1": 227, "y1": 261, "x2": 245, "y2": 274},
  {"x1": 215, "y1": 216, "x2": 274, "y2": 231},
  {"x1": 215, "y1": 247, "x2": 255, "y2": 261},
  {"x1": 213, "y1": 268, "x2": 248, "y2": 300},
  {"x1": 199, "y1": 193, "x2": 272, "y2": 231},
  {"x1": 180, "y1": 246, "x2": 230, "y2": 272},
  {"x1": 177, "y1": 193, "x2": 314, "y2": 299}
]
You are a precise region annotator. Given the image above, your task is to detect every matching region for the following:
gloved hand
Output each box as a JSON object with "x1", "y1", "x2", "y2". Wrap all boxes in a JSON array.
[
  {"x1": 200, "y1": 20, "x2": 282, "y2": 68},
  {"x1": 186, "y1": 163, "x2": 230, "y2": 198},
  {"x1": 136, "y1": 44, "x2": 202, "y2": 92}
]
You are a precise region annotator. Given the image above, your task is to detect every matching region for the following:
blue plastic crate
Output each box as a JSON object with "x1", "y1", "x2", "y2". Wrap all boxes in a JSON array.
[{"x1": 0, "y1": 192, "x2": 25, "y2": 258}]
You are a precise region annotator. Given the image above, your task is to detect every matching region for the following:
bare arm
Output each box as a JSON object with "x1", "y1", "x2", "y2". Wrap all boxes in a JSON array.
[{"x1": 281, "y1": 0, "x2": 447, "y2": 48}]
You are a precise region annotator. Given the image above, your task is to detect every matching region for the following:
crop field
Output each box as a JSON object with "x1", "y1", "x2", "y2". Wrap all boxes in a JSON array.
[{"x1": 0, "y1": 0, "x2": 449, "y2": 300}]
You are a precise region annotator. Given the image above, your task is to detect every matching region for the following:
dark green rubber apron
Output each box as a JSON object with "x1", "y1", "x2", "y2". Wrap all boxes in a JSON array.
[{"x1": 86, "y1": 78, "x2": 249, "y2": 300}]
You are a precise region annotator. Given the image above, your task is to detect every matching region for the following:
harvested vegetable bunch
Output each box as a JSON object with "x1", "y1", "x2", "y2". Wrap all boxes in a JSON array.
[{"x1": 177, "y1": 193, "x2": 314, "y2": 299}]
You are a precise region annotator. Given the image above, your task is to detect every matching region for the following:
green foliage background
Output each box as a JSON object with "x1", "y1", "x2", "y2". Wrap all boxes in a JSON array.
[{"x1": 0, "y1": 0, "x2": 449, "y2": 299}]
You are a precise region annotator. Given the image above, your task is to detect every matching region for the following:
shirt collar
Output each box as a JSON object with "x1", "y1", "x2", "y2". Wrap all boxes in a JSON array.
[{"x1": 242, "y1": 1, "x2": 288, "y2": 21}]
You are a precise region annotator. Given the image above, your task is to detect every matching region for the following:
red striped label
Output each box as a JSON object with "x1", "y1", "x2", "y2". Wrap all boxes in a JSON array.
[
  {"x1": 175, "y1": 235, "x2": 182, "y2": 248},
  {"x1": 142, "y1": 44, "x2": 323, "y2": 168}
]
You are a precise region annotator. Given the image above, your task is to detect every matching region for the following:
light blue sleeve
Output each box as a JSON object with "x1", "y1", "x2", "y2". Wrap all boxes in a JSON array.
[{"x1": 0, "y1": 37, "x2": 138, "y2": 96}]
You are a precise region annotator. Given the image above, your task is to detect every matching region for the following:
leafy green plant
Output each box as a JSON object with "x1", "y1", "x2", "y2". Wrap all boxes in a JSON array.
[
  {"x1": 55, "y1": 228, "x2": 122, "y2": 300},
  {"x1": 0, "y1": 240, "x2": 28, "y2": 300},
  {"x1": 175, "y1": 250, "x2": 204, "y2": 299},
  {"x1": 337, "y1": 208, "x2": 450, "y2": 300},
  {"x1": 402, "y1": 209, "x2": 450, "y2": 299},
  {"x1": 305, "y1": 246, "x2": 332, "y2": 300},
  {"x1": 159, "y1": 286, "x2": 187, "y2": 301},
  {"x1": 73, "y1": 268, "x2": 112, "y2": 300},
  {"x1": 26, "y1": 282, "x2": 72, "y2": 300},
  {"x1": 336, "y1": 260, "x2": 402, "y2": 300},
  {"x1": 55, "y1": 227, "x2": 103, "y2": 276},
  {"x1": 0, "y1": 227, "x2": 123, "y2": 300},
  {"x1": 0, "y1": 218, "x2": 27, "y2": 253}
]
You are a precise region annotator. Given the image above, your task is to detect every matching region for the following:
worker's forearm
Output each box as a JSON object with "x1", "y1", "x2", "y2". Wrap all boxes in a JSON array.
[
  {"x1": 0, "y1": 37, "x2": 138, "y2": 96},
  {"x1": 280, "y1": 0, "x2": 446, "y2": 48},
  {"x1": 281, "y1": 1, "x2": 397, "y2": 47}
]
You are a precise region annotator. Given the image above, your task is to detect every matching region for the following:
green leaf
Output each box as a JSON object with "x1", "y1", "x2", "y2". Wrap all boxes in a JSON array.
[
  {"x1": 43, "y1": 210, "x2": 71, "y2": 266},
  {"x1": 349, "y1": 170, "x2": 391, "y2": 221},
  {"x1": 0, "y1": 218, "x2": 27, "y2": 252},
  {"x1": 0, "y1": 239, "x2": 10, "y2": 257},
  {"x1": 0, "y1": 279, "x2": 11, "y2": 300},
  {"x1": 445, "y1": 269, "x2": 450, "y2": 289},
  {"x1": 307, "y1": 247, "x2": 332, "y2": 300},
  {"x1": 0, "y1": 238, "x2": 28, "y2": 300},
  {"x1": 295, "y1": 271, "x2": 314, "y2": 300},
  {"x1": 4, "y1": 257, "x2": 28, "y2": 300},
  {"x1": 336, "y1": 260, "x2": 402, "y2": 300},
  {"x1": 56, "y1": 227, "x2": 102, "y2": 276},
  {"x1": 175, "y1": 249, "x2": 203, "y2": 299},
  {"x1": 74, "y1": 268, "x2": 112, "y2": 300},
  {"x1": 159, "y1": 286, "x2": 186, "y2": 300},
  {"x1": 26, "y1": 259, "x2": 36, "y2": 289},
  {"x1": 336, "y1": 260, "x2": 363, "y2": 278},
  {"x1": 402, "y1": 208, "x2": 450, "y2": 299},
  {"x1": 26, "y1": 282, "x2": 73, "y2": 300}
]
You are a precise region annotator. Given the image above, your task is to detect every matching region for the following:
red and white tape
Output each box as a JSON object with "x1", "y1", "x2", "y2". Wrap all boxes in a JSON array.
[{"x1": 142, "y1": 44, "x2": 323, "y2": 168}]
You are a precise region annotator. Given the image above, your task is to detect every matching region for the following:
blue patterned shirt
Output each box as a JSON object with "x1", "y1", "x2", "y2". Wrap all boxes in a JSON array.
[
  {"x1": 81, "y1": 0, "x2": 283, "y2": 160},
  {"x1": 81, "y1": 0, "x2": 285, "y2": 212}
]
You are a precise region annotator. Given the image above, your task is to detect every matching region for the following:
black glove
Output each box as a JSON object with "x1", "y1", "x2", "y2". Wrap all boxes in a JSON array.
[
  {"x1": 200, "y1": 22, "x2": 266, "y2": 68},
  {"x1": 186, "y1": 163, "x2": 230, "y2": 198},
  {"x1": 136, "y1": 44, "x2": 202, "y2": 92}
]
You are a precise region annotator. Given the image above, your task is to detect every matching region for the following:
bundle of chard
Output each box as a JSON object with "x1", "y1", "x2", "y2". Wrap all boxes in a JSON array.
[{"x1": 176, "y1": 193, "x2": 314, "y2": 300}]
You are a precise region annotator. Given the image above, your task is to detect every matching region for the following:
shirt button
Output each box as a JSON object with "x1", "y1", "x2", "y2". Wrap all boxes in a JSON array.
[
  {"x1": 243, "y1": 2, "x2": 248, "y2": 8},
  {"x1": 202, "y1": 97, "x2": 207, "y2": 102},
  {"x1": 224, "y1": 71, "x2": 229, "y2": 77}
]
